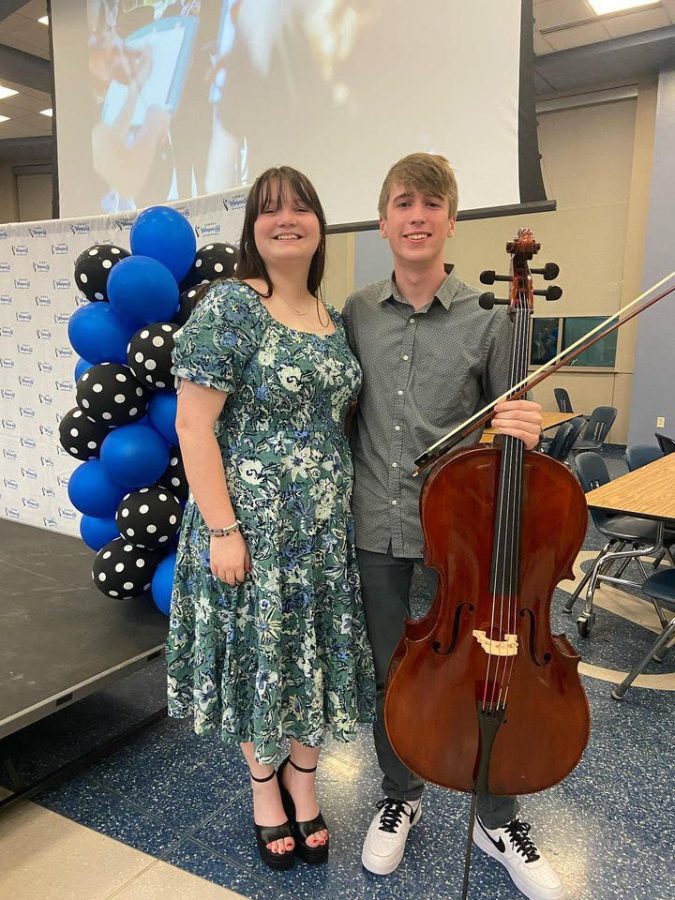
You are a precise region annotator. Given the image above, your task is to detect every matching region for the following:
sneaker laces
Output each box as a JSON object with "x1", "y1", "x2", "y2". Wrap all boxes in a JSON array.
[
  {"x1": 504, "y1": 819, "x2": 540, "y2": 863},
  {"x1": 376, "y1": 798, "x2": 414, "y2": 834}
]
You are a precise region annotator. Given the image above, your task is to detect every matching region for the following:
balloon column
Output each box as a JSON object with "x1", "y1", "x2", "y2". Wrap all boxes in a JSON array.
[{"x1": 62, "y1": 208, "x2": 239, "y2": 616}]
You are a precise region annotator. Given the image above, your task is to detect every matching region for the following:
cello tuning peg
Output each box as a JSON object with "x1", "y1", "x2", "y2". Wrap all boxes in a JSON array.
[
  {"x1": 533, "y1": 285, "x2": 563, "y2": 301},
  {"x1": 480, "y1": 270, "x2": 512, "y2": 285},
  {"x1": 531, "y1": 262, "x2": 560, "y2": 281},
  {"x1": 479, "y1": 292, "x2": 510, "y2": 309}
]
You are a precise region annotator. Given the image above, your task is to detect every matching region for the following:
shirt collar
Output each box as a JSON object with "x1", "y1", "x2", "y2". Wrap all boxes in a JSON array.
[{"x1": 377, "y1": 263, "x2": 458, "y2": 310}]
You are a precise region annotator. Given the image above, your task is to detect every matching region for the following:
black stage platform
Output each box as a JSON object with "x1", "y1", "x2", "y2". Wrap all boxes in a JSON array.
[{"x1": 0, "y1": 519, "x2": 169, "y2": 805}]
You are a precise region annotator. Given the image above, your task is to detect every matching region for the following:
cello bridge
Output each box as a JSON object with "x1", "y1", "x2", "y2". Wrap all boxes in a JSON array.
[{"x1": 473, "y1": 629, "x2": 518, "y2": 657}]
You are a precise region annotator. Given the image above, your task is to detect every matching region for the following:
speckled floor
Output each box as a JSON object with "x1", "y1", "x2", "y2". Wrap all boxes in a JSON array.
[{"x1": 1, "y1": 448, "x2": 674, "y2": 900}]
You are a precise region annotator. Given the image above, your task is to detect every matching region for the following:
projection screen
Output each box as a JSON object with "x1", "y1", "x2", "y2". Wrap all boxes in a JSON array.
[{"x1": 52, "y1": 0, "x2": 546, "y2": 227}]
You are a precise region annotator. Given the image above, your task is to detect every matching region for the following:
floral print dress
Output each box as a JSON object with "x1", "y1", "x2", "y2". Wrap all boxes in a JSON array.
[{"x1": 166, "y1": 279, "x2": 375, "y2": 763}]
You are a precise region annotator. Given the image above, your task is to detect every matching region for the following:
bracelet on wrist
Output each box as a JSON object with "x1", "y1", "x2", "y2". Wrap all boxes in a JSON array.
[{"x1": 208, "y1": 520, "x2": 240, "y2": 537}]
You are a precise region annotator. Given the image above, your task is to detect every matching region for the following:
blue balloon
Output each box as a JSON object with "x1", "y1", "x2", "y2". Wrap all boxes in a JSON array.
[
  {"x1": 100, "y1": 423, "x2": 170, "y2": 489},
  {"x1": 148, "y1": 391, "x2": 178, "y2": 446},
  {"x1": 107, "y1": 255, "x2": 179, "y2": 328},
  {"x1": 151, "y1": 551, "x2": 177, "y2": 615},
  {"x1": 68, "y1": 303, "x2": 136, "y2": 365},
  {"x1": 130, "y1": 206, "x2": 197, "y2": 282},
  {"x1": 80, "y1": 515, "x2": 120, "y2": 551},
  {"x1": 74, "y1": 357, "x2": 94, "y2": 383},
  {"x1": 68, "y1": 460, "x2": 127, "y2": 518}
]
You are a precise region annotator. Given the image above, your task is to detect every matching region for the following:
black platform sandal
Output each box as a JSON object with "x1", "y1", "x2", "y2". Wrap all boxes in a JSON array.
[
  {"x1": 250, "y1": 769, "x2": 295, "y2": 870},
  {"x1": 278, "y1": 757, "x2": 329, "y2": 865}
]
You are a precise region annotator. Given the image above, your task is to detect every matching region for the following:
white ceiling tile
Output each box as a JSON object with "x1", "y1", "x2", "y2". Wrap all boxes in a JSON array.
[
  {"x1": 603, "y1": 7, "x2": 671, "y2": 36},
  {"x1": 544, "y1": 20, "x2": 612, "y2": 50},
  {"x1": 0, "y1": 33, "x2": 50, "y2": 60},
  {"x1": 534, "y1": 0, "x2": 596, "y2": 31},
  {"x1": 19, "y1": 0, "x2": 49, "y2": 20},
  {"x1": 534, "y1": 31, "x2": 556, "y2": 54}
]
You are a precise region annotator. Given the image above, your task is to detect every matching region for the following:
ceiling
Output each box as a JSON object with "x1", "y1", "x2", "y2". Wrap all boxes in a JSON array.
[{"x1": 1, "y1": 0, "x2": 675, "y2": 146}]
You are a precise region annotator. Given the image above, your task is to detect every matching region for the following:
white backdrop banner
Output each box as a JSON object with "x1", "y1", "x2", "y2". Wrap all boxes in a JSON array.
[{"x1": 0, "y1": 187, "x2": 247, "y2": 536}]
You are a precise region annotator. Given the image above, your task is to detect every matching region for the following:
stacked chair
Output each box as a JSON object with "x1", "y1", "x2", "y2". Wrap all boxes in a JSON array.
[{"x1": 566, "y1": 452, "x2": 669, "y2": 636}]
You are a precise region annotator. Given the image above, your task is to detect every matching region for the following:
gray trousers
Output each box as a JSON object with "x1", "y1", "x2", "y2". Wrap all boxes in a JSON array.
[{"x1": 357, "y1": 545, "x2": 519, "y2": 829}]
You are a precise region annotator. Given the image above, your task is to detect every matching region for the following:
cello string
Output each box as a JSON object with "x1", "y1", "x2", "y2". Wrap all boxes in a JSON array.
[{"x1": 486, "y1": 271, "x2": 521, "y2": 712}]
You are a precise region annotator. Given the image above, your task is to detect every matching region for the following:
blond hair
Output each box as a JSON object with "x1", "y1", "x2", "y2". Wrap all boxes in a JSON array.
[{"x1": 378, "y1": 153, "x2": 458, "y2": 220}]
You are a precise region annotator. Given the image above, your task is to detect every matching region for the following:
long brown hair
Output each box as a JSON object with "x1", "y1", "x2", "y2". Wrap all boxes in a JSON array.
[{"x1": 236, "y1": 166, "x2": 327, "y2": 299}]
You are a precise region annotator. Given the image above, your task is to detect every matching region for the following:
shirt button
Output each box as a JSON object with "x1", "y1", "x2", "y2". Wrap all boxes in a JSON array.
[
  {"x1": 392, "y1": 462, "x2": 398, "y2": 468},
  {"x1": 397, "y1": 389, "x2": 403, "y2": 396},
  {"x1": 402, "y1": 354, "x2": 409, "y2": 361},
  {"x1": 408, "y1": 318, "x2": 414, "y2": 324},
  {"x1": 395, "y1": 425, "x2": 401, "y2": 431},
  {"x1": 391, "y1": 499, "x2": 397, "y2": 505}
]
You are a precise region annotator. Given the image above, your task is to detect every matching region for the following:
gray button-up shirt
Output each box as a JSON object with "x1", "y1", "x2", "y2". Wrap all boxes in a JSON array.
[{"x1": 343, "y1": 266, "x2": 513, "y2": 558}]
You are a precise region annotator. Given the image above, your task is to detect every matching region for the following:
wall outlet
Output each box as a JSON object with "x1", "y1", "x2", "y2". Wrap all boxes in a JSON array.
[{"x1": 656, "y1": 416, "x2": 666, "y2": 428}]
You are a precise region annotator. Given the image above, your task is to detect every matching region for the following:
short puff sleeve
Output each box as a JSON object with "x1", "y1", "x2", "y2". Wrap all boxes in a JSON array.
[{"x1": 171, "y1": 280, "x2": 262, "y2": 394}]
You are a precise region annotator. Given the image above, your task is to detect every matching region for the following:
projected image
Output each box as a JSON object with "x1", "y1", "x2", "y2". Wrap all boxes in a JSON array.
[{"x1": 86, "y1": 0, "x2": 381, "y2": 213}]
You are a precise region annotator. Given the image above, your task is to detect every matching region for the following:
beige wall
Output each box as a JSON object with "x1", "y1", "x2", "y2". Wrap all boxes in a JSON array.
[
  {"x1": 0, "y1": 164, "x2": 19, "y2": 224},
  {"x1": 444, "y1": 83, "x2": 657, "y2": 444},
  {"x1": 323, "y1": 232, "x2": 355, "y2": 311}
]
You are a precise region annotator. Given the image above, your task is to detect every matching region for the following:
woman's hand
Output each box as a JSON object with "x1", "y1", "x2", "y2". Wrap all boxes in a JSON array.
[
  {"x1": 491, "y1": 399, "x2": 543, "y2": 450},
  {"x1": 210, "y1": 532, "x2": 252, "y2": 586}
]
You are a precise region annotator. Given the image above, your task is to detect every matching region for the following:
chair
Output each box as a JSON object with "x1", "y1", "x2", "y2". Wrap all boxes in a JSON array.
[
  {"x1": 611, "y1": 568, "x2": 675, "y2": 700},
  {"x1": 654, "y1": 432, "x2": 675, "y2": 455},
  {"x1": 553, "y1": 387, "x2": 574, "y2": 414},
  {"x1": 544, "y1": 416, "x2": 586, "y2": 465},
  {"x1": 565, "y1": 452, "x2": 666, "y2": 636},
  {"x1": 625, "y1": 444, "x2": 663, "y2": 472},
  {"x1": 572, "y1": 406, "x2": 617, "y2": 453}
]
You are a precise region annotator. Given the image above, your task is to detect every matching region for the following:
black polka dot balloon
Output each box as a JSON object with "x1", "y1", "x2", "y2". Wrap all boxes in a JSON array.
[
  {"x1": 127, "y1": 323, "x2": 177, "y2": 391},
  {"x1": 74, "y1": 244, "x2": 130, "y2": 302},
  {"x1": 59, "y1": 407, "x2": 110, "y2": 460},
  {"x1": 116, "y1": 486, "x2": 183, "y2": 548},
  {"x1": 76, "y1": 362, "x2": 149, "y2": 426},
  {"x1": 182, "y1": 242, "x2": 238, "y2": 289},
  {"x1": 175, "y1": 284, "x2": 208, "y2": 327},
  {"x1": 92, "y1": 537, "x2": 161, "y2": 599},
  {"x1": 158, "y1": 449, "x2": 189, "y2": 504}
]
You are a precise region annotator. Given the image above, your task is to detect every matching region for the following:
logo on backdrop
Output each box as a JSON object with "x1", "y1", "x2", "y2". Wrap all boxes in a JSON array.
[
  {"x1": 53, "y1": 279, "x2": 71, "y2": 290},
  {"x1": 70, "y1": 222, "x2": 91, "y2": 235},
  {"x1": 58, "y1": 506, "x2": 77, "y2": 521},
  {"x1": 35, "y1": 295, "x2": 52, "y2": 307},
  {"x1": 1, "y1": 389, "x2": 16, "y2": 400},
  {"x1": 11, "y1": 245, "x2": 28, "y2": 256},
  {"x1": 37, "y1": 362, "x2": 51, "y2": 375},
  {"x1": 1, "y1": 326, "x2": 13, "y2": 337},
  {"x1": 21, "y1": 437, "x2": 36, "y2": 448},
  {"x1": 223, "y1": 191, "x2": 247, "y2": 211},
  {"x1": 4, "y1": 508, "x2": 20, "y2": 520},
  {"x1": 0, "y1": 263, "x2": 10, "y2": 273},
  {"x1": 0, "y1": 294, "x2": 12, "y2": 304},
  {"x1": 54, "y1": 347, "x2": 73, "y2": 359},
  {"x1": 33, "y1": 261, "x2": 50, "y2": 272},
  {"x1": 3, "y1": 479, "x2": 18, "y2": 490},
  {"x1": 196, "y1": 223, "x2": 221, "y2": 237},
  {"x1": 16, "y1": 311, "x2": 32, "y2": 323},
  {"x1": 0, "y1": 358, "x2": 15, "y2": 368},
  {"x1": 14, "y1": 279, "x2": 30, "y2": 289},
  {"x1": 53, "y1": 313, "x2": 70, "y2": 325},
  {"x1": 17, "y1": 344, "x2": 33, "y2": 355},
  {"x1": 19, "y1": 375, "x2": 35, "y2": 386},
  {"x1": 115, "y1": 217, "x2": 135, "y2": 231},
  {"x1": 52, "y1": 243, "x2": 69, "y2": 254},
  {"x1": 36, "y1": 328, "x2": 52, "y2": 341},
  {"x1": 29, "y1": 226, "x2": 47, "y2": 238}
]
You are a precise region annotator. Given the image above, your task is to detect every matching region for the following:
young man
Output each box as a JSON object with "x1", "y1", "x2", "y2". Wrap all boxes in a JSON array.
[{"x1": 342, "y1": 153, "x2": 564, "y2": 900}]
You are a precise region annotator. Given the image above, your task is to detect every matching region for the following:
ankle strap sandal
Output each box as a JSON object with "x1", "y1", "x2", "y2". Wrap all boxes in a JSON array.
[{"x1": 277, "y1": 756, "x2": 329, "y2": 865}]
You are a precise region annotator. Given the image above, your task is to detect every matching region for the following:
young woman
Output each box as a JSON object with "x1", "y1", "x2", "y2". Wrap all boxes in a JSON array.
[{"x1": 166, "y1": 167, "x2": 374, "y2": 869}]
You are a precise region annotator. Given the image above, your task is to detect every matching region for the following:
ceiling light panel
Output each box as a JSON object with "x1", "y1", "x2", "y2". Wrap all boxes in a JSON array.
[
  {"x1": 587, "y1": 1, "x2": 659, "y2": 14},
  {"x1": 0, "y1": 86, "x2": 19, "y2": 101}
]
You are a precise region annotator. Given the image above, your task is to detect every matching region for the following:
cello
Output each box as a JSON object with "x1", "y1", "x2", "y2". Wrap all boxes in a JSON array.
[{"x1": 384, "y1": 228, "x2": 590, "y2": 894}]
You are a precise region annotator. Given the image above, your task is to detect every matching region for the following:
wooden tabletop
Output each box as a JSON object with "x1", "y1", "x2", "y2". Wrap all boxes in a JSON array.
[
  {"x1": 585, "y1": 452, "x2": 675, "y2": 522},
  {"x1": 481, "y1": 410, "x2": 577, "y2": 444}
]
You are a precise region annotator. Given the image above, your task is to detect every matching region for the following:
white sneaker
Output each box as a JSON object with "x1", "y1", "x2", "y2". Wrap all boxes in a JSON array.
[
  {"x1": 361, "y1": 797, "x2": 422, "y2": 875},
  {"x1": 473, "y1": 816, "x2": 565, "y2": 900}
]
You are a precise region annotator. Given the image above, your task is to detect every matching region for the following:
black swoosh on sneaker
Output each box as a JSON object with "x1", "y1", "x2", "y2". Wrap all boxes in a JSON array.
[{"x1": 478, "y1": 820, "x2": 505, "y2": 853}]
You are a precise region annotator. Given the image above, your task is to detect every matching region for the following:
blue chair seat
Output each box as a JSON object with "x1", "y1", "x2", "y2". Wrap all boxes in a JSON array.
[
  {"x1": 641, "y1": 569, "x2": 675, "y2": 611},
  {"x1": 594, "y1": 514, "x2": 662, "y2": 543}
]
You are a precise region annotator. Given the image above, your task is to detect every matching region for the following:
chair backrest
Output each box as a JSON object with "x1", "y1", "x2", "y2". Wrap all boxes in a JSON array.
[
  {"x1": 580, "y1": 406, "x2": 617, "y2": 444},
  {"x1": 553, "y1": 387, "x2": 573, "y2": 413},
  {"x1": 626, "y1": 444, "x2": 663, "y2": 471},
  {"x1": 545, "y1": 416, "x2": 586, "y2": 462},
  {"x1": 655, "y1": 432, "x2": 675, "y2": 456},
  {"x1": 574, "y1": 451, "x2": 610, "y2": 493}
]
